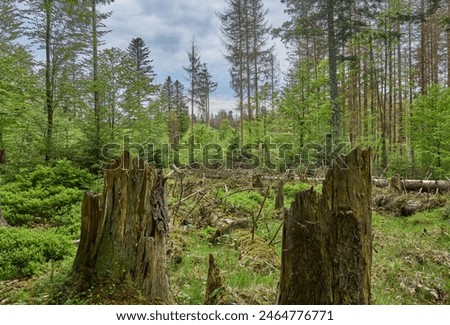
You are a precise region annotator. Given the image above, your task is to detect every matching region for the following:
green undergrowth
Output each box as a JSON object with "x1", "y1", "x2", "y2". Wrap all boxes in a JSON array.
[
  {"x1": 2, "y1": 209, "x2": 449, "y2": 305},
  {"x1": 168, "y1": 220, "x2": 282, "y2": 305},
  {"x1": 1, "y1": 169, "x2": 449, "y2": 305},
  {"x1": 0, "y1": 159, "x2": 96, "y2": 229},
  {"x1": 0, "y1": 227, "x2": 75, "y2": 281},
  {"x1": 372, "y1": 210, "x2": 450, "y2": 304}
]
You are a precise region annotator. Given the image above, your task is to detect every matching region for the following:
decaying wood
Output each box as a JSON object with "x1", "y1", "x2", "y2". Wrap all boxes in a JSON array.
[
  {"x1": 275, "y1": 180, "x2": 284, "y2": 210},
  {"x1": 252, "y1": 173, "x2": 264, "y2": 188},
  {"x1": 0, "y1": 149, "x2": 5, "y2": 164},
  {"x1": 0, "y1": 202, "x2": 9, "y2": 227},
  {"x1": 180, "y1": 168, "x2": 450, "y2": 193},
  {"x1": 204, "y1": 254, "x2": 223, "y2": 305},
  {"x1": 252, "y1": 186, "x2": 270, "y2": 240},
  {"x1": 72, "y1": 152, "x2": 171, "y2": 304},
  {"x1": 169, "y1": 188, "x2": 205, "y2": 208},
  {"x1": 372, "y1": 178, "x2": 450, "y2": 192},
  {"x1": 277, "y1": 147, "x2": 372, "y2": 305},
  {"x1": 212, "y1": 219, "x2": 249, "y2": 242}
]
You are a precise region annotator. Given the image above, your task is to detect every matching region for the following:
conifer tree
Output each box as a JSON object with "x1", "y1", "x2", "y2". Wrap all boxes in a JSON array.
[
  {"x1": 125, "y1": 37, "x2": 156, "y2": 114},
  {"x1": 183, "y1": 38, "x2": 202, "y2": 133}
]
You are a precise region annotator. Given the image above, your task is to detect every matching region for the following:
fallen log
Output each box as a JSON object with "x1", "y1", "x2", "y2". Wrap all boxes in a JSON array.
[
  {"x1": 172, "y1": 168, "x2": 450, "y2": 192},
  {"x1": 372, "y1": 178, "x2": 450, "y2": 192}
]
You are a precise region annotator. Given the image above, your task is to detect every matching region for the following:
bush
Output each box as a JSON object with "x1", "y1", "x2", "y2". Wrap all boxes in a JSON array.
[
  {"x1": 0, "y1": 160, "x2": 95, "y2": 226},
  {"x1": 283, "y1": 182, "x2": 311, "y2": 199},
  {"x1": 0, "y1": 227, "x2": 73, "y2": 281},
  {"x1": 224, "y1": 191, "x2": 263, "y2": 213}
]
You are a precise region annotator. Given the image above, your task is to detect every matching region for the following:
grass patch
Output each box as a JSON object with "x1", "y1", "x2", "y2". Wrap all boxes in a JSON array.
[
  {"x1": 372, "y1": 209, "x2": 450, "y2": 304},
  {"x1": 168, "y1": 225, "x2": 281, "y2": 305}
]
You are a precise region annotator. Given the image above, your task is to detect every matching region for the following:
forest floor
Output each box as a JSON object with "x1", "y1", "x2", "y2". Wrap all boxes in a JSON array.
[{"x1": 1, "y1": 171, "x2": 449, "y2": 305}]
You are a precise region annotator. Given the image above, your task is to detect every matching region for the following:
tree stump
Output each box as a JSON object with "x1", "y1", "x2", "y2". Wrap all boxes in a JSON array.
[
  {"x1": 252, "y1": 173, "x2": 263, "y2": 188},
  {"x1": 204, "y1": 254, "x2": 224, "y2": 305},
  {"x1": 275, "y1": 180, "x2": 284, "y2": 210},
  {"x1": 0, "y1": 202, "x2": 9, "y2": 227},
  {"x1": 0, "y1": 149, "x2": 6, "y2": 164},
  {"x1": 277, "y1": 147, "x2": 372, "y2": 305},
  {"x1": 72, "y1": 152, "x2": 171, "y2": 304}
]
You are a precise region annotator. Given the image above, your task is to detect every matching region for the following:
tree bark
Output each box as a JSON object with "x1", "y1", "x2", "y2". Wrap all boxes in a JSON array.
[
  {"x1": 72, "y1": 152, "x2": 171, "y2": 304},
  {"x1": 327, "y1": 0, "x2": 341, "y2": 139},
  {"x1": 0, "y1": 148, "x2": 6, "y2": 164},
  {"x1": 91, "y1": 0, "x2": 101, "y2": 162},
  {"x1": 0, "y1": 202, "x2": 9, "y2": 227},
  {"x1": 204, "y1": 254, "x2": 224, "y2": 305},
  {"x1": 277, "y1": 147, "x2": 372, "y2": 305},
  {"x1": 447, "y1": 0, "x2": 450, "y2": 88},
  {"x1": 275, "y1": 180, "x2": 284, "y2": 210},
  {"x1": 44, "y1": 0, "x2": 53, "y2": 161}
]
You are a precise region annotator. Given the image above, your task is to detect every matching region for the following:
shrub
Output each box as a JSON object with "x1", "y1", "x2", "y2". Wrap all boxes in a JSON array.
[
  {"x1": 224, "y1": 191, "x2": 263, "y2": 213},
  {"x1": 0, "y1": 160, "x2": 95, "y2": 226},
  {"x1": 0, "y1": 227, "x2": 73, "y2": 281},
  {"x1": 282, "y1": 182, "x2": 311, "y2": 199}
]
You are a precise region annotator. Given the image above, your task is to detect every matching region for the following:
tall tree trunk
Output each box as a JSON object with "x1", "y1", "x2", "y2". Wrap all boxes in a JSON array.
[
  {"x1": 327, "y1": 0, "x2": 341, "y2": 140},
  {"x1": 190, "y1": 71, "x2": 195, "y2": 135},
  {"x1": 73, "y1": 152, "x2": 172, "y2": 304},
  {"x1": 244, "y1": 0, "x2": 253, "y2": 131},
  {"x1": 252, "y1": 8, "x2": 259, "y2": 119},
  {"x1": 45, "y1": 0, "x2": 53, "y2": 162},
  {"x1": 397, "y1": 20, "x2": 404, "y2": 152},
  {"x1": 448, "y1": 0, "x2": 450, "y2": 88},
  {"x1": 92, "y1": 0, "x2": 101, "y2": 162},
  {"x1": 277, "y1": 147, "x2": 372, "y2": 305},
  {"x1": 238, "y1": 2, "x2": 245, "y2": 147},
  {"x1": 420, "y1": 0, "x2": 427, "y2": 94}
]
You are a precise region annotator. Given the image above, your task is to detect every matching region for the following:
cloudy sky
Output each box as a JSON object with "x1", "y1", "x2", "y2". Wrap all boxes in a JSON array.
[{"x1": 102, "y1": 0, "x2": 290, "y2": 113}]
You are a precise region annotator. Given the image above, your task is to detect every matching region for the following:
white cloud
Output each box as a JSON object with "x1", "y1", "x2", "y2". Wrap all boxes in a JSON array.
[{"x1": 103, "y1": 0, "x2": 289, "y2": 113}]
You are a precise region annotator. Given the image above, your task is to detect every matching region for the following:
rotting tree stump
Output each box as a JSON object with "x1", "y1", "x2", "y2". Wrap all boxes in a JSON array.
[
  {"x1": 277, "y1": 147, "x2": 372, "y2": 305},
  {"x1": 0, "y1": 201, "x2": 8, "y2": 227},
  {"x1": 72, "y1": 152, "x2": 171, "y2": 304},
  {"x1": 204, "y1": 254, "x2": 224, "y2": 305}
]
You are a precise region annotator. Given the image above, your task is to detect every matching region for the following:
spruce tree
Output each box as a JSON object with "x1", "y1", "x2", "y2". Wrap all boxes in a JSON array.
[
  {"x1": 218, "y1": 0, "x2": 275, "y2": 143},
  {"x1": 125, "y1": 37, "x2": 156, "y2": 117},
  {"x1": 197, "y1": 63, "x2": 218, "y2": 126},
  {"x1": 183, "y1": 38, "x2": 202, "y2": 133}
]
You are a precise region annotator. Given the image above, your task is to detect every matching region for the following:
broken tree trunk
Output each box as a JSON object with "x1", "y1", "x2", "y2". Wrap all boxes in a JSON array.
[
  {"x1": 0, "y1": 149, "x2": 5, "y2": 164},
  {"x1": 204, "y1": 254, "x2": 224, "y2": 305},
  {"x1": 0, "y1": 201, "x2": 9, "y2": 227},
  {"x1": 275, "y1": 180, "x2": 284, "y2": 210},
  {"x1": 72, "y1": 152, "x2": 171, "y2": 304},
  {"x1": 277, "y1": 147, "x2": 372, "y2": 305}
]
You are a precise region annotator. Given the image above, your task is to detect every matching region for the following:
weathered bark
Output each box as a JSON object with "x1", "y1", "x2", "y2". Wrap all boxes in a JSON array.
[
  {"x1": 252, "y1": 173, "x2": 263, "y2": 188},
  {"x1": 0, "y1": 149, "x2": 6, "y2": 164},
  {"x1": 275, "y1": 180, "x2": 284, "y2": 210},
  {"x1": 327, "y1": 0, "x2": 341, "y2": 139},
  {"x1": 44, "y1": 0, "x2": 53, "y2": 161},
  {"x1": 204, "y1": 254, "x2": 223, "y2": 305},
  {"x1": 72, "y1": 152, "x2": 171, "y2": 304},
  {"x1": 0, "y1": 202, "x2": 9, "y2": 227},
  {"x1": 212, "y1": 219, "x2": 249, "y2": 243},
  {"x1": 277, "y1": 147, "x2": 372, "y2": 305}
]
